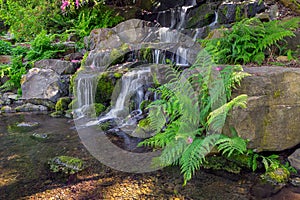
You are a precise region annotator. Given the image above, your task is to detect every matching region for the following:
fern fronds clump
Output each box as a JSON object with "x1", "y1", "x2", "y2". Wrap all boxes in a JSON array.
[
  {"x1": 139, "y1": 49, "x2": 250, "y2": 184},
  {"x1": 202, "y1": 17, "x2": 300, "y2": 65}
]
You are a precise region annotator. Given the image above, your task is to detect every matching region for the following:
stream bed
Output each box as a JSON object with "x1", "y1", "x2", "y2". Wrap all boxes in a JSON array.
[{"x1": 0, "y1": 113, "x2": 299, "y2": 199}]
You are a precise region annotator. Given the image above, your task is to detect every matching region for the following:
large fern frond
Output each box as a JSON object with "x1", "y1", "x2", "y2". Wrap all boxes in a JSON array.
[
  {"x1": 215, "y1": 134, "x2": 247, "y2": 157},
  {"x1": 180, "y1": 134, "x2": 220, "y2": 185}
]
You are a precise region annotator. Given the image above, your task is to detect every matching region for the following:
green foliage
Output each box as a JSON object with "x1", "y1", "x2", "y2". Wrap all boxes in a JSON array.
[
  {"x1": 48, "y1": 156, "x2": 85, "y2": 175},
  {"x1": 0, "y1": 40, "x2": 12, "y2": 55},
  {"x1": 26, "y1": 30, "x2": 65, "y2": 62},
  {"x1": 139, "y1": 50, "x2": 249, "y2": 184},
  {"x1": 202, "y1": 17, "x2": 300, "y2": 64},
  {"x1": 63, "y1": 3, "x2": 123, "y2": 49},
  {"x1": 55, "y1": 97, "x2": 72, "y2": 113},
  {"x1": 95, "y1": 73, "x2": 115, "y2": 106},
  {"x1": 94, "y1": 103, "x2": 106, "y2": 116},
  {"x1": 0, "y1": 55, "x2": 26, "y2": 91},
  {"x1": 0, "y1": 0, "x2": 62, "y2": 41}
]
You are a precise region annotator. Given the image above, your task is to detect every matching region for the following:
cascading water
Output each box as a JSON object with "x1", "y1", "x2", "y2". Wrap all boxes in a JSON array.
[
  {"x1": 176, "y1": 47, "x2": 189, "y2": 66},
  {"x1": 74, "y1": 73, "x2": 98, "y2": 117},
  {"x1": 209, "y1": 11, "x2": 219, "y2": 28}
]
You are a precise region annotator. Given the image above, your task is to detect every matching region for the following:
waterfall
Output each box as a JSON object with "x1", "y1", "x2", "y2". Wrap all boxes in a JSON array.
[
  {"x1": 159, "y1": 27, "x2": 179, "y2": 43},
  {"x1": 99, "y1": 67, "x2": 152, "y2": 122},
  {"x1": 209, "y1": 11, "x2": 219, "y2": 28},
  {"x1": 176, "y1": 47, "x2": 189, "y2": 66},
  {"x1": 153, "y1": 49, "x2": 161, "y2": 64},
  {"x1": 76, "y1": 74, "x2": 98, "y2": 108},
  {"x1": 177, "y1": 0, "x2": 197, "y2": 29}
]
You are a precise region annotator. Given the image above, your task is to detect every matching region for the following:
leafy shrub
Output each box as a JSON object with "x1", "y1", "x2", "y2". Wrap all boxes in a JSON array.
[
  {"x1": 0, "y1": 40, "x2": 12, "y2": 55},
  {"x1": 139, "y1": 50, "x2": 250, "y2": 184},
  {"x1": 0, "y1": 55, "x2": 26, "y2": 92},
  {"x1": 26, "y1": 30, "x2": 65, "y2": 62},
  {"x1": 0, "y1": 0, "x2": 62, "y2": 41},
  {"x1": 202, "y1": 17, "x2": 300, "y2": 64}
]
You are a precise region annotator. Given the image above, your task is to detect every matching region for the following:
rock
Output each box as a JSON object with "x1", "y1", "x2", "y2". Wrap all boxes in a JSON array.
[
  {"x1": 24, "y1": 98, "x2": 55, "y2": 110},
  {"x1": 0, "y1": 105, "x2": 15, "y2": 113},
  {"x1": 9, "y1": 121, "x2": 40, "y2": 132},
  {"x1": 30, "y1": 133, "x2": 48, "y2": 141},
  {"x1": 15, "y1": 103, "x2": 48, "y2": 112},
  {"x1": 290, "y1": 177, "x2": 300, "y2": 187},
  {"x1": 277, "y1": 56, "x2": 289, "y2": 62},
  {"x1": 0, "y1": 55, "x2": 11, "y2": 64},
  {"x1": 64, "y1": 52, "x2": 83, "y2": 61},
  {"x1": 17, "y1": 121, "x2": 39, "y2": 128},
  {"x1": 279, "y1": 0, "x2": 300, "y2": 14},
  {"x1": 21, "y1": 68, "x2": 69, "y2": 102},
  {"x1": 48, "y1": 156, "x2": 85, "y2": 175},
  {"x1": 288, "y1": 149, "x2": 300, "y2": 171},
  {"x1": 218, "y1": 0, "x2": 265, "y2": 24},
  {"x1": 186, "y1": 4, "x2": 216, "y2": 29},
  {"x1": 55, "y1": 97, "x2": 72, "y2": 113},
  {"x1": 224, "y1": 67, "x2": 300, "y2": 152},
  {"x1": 34, "y1": 59, "x2": 79, "y2": 75}
]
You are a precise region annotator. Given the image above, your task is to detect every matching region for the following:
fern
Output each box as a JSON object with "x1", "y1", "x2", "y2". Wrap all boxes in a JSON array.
[
  {"x1": 202, "y1": 17, "x2": 300, "y2": 64},
  {"x1": 180, "y1": 134, "x2": 220, "y2": 185},
  {"x1": 215, "y1": 134, "x2": 247, "y2": 157},
  {"x1": 139, "y1": 49, "x2": 249, "y2": 184}
]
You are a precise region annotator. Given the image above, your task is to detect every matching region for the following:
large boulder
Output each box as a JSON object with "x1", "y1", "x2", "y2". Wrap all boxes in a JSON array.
[
  {"x1": 34, "y1": 59, "x2": 79, "y2": 75},
  {"x1": 21, "y1": 68, "x2": 69, "y2": 102},
  {"x1": 224, "y1": 67, "x2": 300, "y2": 152}
]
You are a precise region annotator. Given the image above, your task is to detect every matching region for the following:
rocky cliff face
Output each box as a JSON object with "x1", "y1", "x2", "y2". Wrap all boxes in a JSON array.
[{"x1": 224, "y1": 67, "x2": 300, "y2": 152}]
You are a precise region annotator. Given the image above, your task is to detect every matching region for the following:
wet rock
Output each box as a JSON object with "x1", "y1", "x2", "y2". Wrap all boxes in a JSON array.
[
  {"x1": 288, "y1": 149, "x2": 300, "y2": 171},
  {"x1": 224, "y1": 67, "x2": 300, "y2": 152},
  {"x1": 218, "y1": 0, "x2": 265, "y2": 24},
  {"x1": 8, "y1": 121, "x2": 40, "y2": 132},
  {"x1": 30, "y1": 133, "x2": 48, "y2": 141},
  {"x1": 21, "y1": 68, "x2": 69, "y2": 102},
  {"x1": 24, "y1": 98, "x2": 55, "y2": 110},
  {"x1": 17, "y1": 121, "x2": 39, "y2": 128},
  {"x1": 34, "y1": 59, "x2": 79, "y2": 75},
  {"x1": 290, "y1": 177, "x2": 300, "y2": 187},
  {"x1": 15, "y1": 103, "x2": 48, "y2": 112}
]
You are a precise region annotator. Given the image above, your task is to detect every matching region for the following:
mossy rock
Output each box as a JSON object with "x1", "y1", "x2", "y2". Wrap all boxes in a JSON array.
[
  {"x1": 68, "y1": 99, "x2": 78, "y2": 110},
  {"x1": 203, "y1": 155, "x2": 242, "y2": 174},
  {"x1": 48, "y1": 156, "x2": 85, "y2": 175},
  {"x1": 261, "y1": 167, "x2": 290, "y2": 184},
  {"x1": 55, "y1": 97, "x2": 72, "y2": 113},
  {"x1": 50, "y1": 111, "x2": 63, "y2": 118},
  {"x1": 113, "y1": 72, "x2": 123, "y2": 79},
  {"x1": 94, "y1": 103, "x2": 106, "y2": 116},
  {"x1": 95, "y1": 73, "x2": 115, "y2": 106},
  {"x1": 8, "y1": 121, "x2": 39, "y2": 133}
]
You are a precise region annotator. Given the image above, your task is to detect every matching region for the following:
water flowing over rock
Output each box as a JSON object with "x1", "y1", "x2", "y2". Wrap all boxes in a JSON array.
[
  {"x1": 85, "y1": 19, "x2": 201, "y2": 70},
  {"x1": 224, "y1": 67, "x2": 300, "y2": 152},
  {"x1": 21, "y1": 68, "x2": 69, "y2": 102}
]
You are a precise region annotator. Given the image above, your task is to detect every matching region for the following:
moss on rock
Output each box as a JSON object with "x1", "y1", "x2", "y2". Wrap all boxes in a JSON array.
[
  {"x1": 55, "y1": 97, "x2": 72, "y2": 113},
  {"x1": 95, "y1": 73, "x2": 115, "y2": 106}
]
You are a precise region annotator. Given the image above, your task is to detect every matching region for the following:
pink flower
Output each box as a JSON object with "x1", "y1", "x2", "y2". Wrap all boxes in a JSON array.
[
  {"x1": 75, "y1": 0, "x2": 79, "y2": 8},
  {"x1": 71, "y1": 59, "x2": 80, "y2": 63},
  {"x1": 215, "y1": 67, "x2": 222, "y2": 71},
  {"x1": 61, "y1": 0, "x2": 70, "y2": 11},
  {"x1": 187, "y1": 136, "x2": 193, "y2": 144}
]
